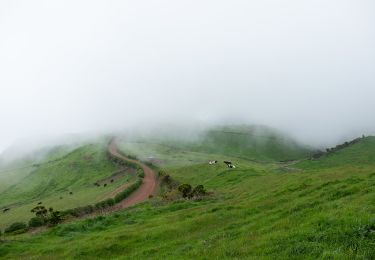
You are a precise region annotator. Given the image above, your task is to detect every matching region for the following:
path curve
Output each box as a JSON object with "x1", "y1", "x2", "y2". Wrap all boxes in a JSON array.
[{"x1": 108, "y1": 138, "x2": 157, "y2": 209}]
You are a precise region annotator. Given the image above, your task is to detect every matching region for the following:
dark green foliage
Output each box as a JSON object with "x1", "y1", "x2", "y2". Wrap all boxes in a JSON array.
[
  {"x1": 178, "y1": 184, "x2": 192, "y2": 198},
  {"x1": 191, "y1": 185, "x2": 206, "y2": 197},
  {"x1": 49, "y1": 211, "x2": 63, "y2": 225},
  {"x1": 64, "y1": 205, "x2": 95, "y2": 217},
  {"x1": 160, "y1": 173, "x2": 179, "y2": 190},
  {"x1": 31, "y1": 206, "x2": 48, "y2": 222},
  {"x1": 28, "y1": 217, "x2": 44, "y2": 228},
  {"x1": 311, "y1": 136, "x2": 364, "y2": 159},
  {"x1": 114, "y1": 179, "x2": 143, "y2": 203},
  {"x1": 177, "y1": 184, "x2": 207, "y2": 199},
  {"x1": 5, "y1": 222, "x2": 27, "y2": 234},
  {"x1": 105, "y1": 198, "x2": 115, "y2": 207},
  {"x1": 106, "y1": 150, "x2": 139, "y2": 169},
  {"x1": 30, "y1": 206, "x2": 63, "y2": 226},
  {"x1": 138, "y1": 168, "x2": 145, "y2": 178},
  {"x1": 95, "y1": 199, "x2": 115, "y2": 210}
]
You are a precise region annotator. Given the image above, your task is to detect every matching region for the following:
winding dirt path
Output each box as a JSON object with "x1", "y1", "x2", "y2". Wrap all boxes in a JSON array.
[{"x1": 108, "y1": 139, "x2": 157, "y2": 209}]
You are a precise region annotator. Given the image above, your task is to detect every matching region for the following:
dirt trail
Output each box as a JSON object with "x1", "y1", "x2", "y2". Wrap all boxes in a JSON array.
[{"x1": 108, "y1": 139, "x2": 157, "y2": 209}]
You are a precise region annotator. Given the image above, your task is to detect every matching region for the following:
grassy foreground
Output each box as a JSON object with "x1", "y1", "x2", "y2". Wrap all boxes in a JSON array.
[
  {"x1": 0, "y1": 137, "x2": 374, "y2": 259},
  {"x1": 0, "y1": 137, "x2": 375, "y2": 259}
]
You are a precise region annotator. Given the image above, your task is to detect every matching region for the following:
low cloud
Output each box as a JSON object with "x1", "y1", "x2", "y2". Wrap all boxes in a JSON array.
[{"x1": 0, "y1": 0, "x2": 374, "y2": 153}]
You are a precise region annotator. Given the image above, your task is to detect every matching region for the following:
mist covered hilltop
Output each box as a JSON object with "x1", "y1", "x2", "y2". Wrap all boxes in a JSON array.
[{"x1": 1, "y1": 0, "x2": 375, "y2": 259}]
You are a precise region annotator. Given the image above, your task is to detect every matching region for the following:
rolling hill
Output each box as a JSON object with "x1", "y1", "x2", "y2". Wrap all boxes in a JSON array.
[
  {"x1": 0, "y1": 130, "x2": 374, "y2": 259},
  {"x1": 0, "y1": 142, "x2": 136, "y2": 229},
  {"x1": 126, "y1": 125, "x2": 313, "y2": 162}
]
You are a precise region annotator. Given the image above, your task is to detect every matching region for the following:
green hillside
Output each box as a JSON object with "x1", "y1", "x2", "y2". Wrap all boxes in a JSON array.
[
  {"x1": 132, "y1": 125, "x2": 312, "y2": 162},
  {"x1": 1, "y1": 134, "x2": 374, "y2": 259},
  {"x1": 192, "y1": 125, "x2": 312, "y2": 161},
  {"x1": 0, "y1": 143, "x2": 135, "y2": 229},
  {"x1": 296, "y1": 136, "x2": 375, "y2": 169}
]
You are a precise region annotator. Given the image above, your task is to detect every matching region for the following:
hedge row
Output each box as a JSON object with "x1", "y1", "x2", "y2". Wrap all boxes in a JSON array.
[
  {"x1": 114, "y1": 179, "x2": 143, "y2": 203},
  {"x1": 106, "y1": 150, "x2": 139, "y2": 170}
]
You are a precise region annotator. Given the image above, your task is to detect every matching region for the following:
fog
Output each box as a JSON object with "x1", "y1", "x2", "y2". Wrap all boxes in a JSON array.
[{"x1": 1, "y1": 0, "x2": 375, "y2": 154}]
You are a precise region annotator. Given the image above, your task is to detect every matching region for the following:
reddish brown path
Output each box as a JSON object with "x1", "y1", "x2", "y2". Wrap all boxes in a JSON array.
[{"x1": 108, "y1": 139, "x2": 157, "y2": 209}]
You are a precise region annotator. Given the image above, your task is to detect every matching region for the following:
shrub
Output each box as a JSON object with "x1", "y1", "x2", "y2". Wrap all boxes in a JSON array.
[
  {"x1": 178, "y1": 184, "x2": 192, "y2": 198},
  {"x1": 105, "y1": 198, "x2": 115, "y2": 207},
  {"x1": 114, "y1": 179, "x2": 143, "y2": 203},
  {"x1": 160, "y1": 174, "x2": 179, "y2": 189},
  {"x1": 95, "y1": 200, "x2": 107, "y2": 210},
  {"x1": 162, "y1": 189, "x2": 183, "y2": 201},
  {"x1": 29, "y1": 217, "x2": 44, "y2": 228},
  {"x1": 31, "y1": 206, "x2": 49, "y2": 222},
  {"x1": 192, "y1": 185, "x2": 207, "y2": 197},
  {"x1": 49, "y1": 211, "x2": 63, "y2": 225},
  {"x1": 5, "y1": 222, "x2": 28, "y2": 234},
  {"x1": 138, "y1": 168, "x2": 145, "y2": 178},
  {"x1": 158, "y1": 170, "x2": 167, "y2": 177},
  {"x1": 64, "y1": 205, "x2": 94, "y2": 217}
]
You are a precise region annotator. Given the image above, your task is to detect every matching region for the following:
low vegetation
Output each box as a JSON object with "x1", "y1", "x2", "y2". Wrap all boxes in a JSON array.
[{"x1": 0, "y1": 134, "x2": 374, "y2": 259}]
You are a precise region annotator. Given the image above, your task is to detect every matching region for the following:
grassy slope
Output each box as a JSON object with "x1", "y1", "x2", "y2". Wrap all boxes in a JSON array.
[
  {"x1": 0, "y1": 143, "x2": 135, "y2": 229},
  {"x1": 132, "y1": 125, "x2": 312, "y2": 162},
  {"x1": 1, "y1": 137, "x2": 374, "y2": 259},
  {"x1": 191, "y1": 125, "x2": 312, "y2": 161}
]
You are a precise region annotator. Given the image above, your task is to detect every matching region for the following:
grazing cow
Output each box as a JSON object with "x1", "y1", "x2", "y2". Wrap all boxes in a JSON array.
[
  {"x1": 208, "y1": 160, "x2": 218, "y2": 165},
  {"x1": 3, "y1": 208, "x2": 10, "y2": 213},
  {"x1": 224, "y1": 161, "x2": 236, "y2": 168}
]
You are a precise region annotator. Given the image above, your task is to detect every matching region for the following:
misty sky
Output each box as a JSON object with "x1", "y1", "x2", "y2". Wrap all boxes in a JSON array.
[{"x1": 1, "y1": 0, "x2": 375, "y2": 151}]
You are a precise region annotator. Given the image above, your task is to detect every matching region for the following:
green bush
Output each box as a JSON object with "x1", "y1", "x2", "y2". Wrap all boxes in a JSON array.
[
  {"x1": 192, "y1": 185, "x2": 207, "y2": 197},
  {"x1": 178, "y1": 184, "x2": 192, "y2": 198},
  {"x1": 95, "y1": 200, "x2": 107, "y2": 210},
  {"x1": 114, "y1": 179, "x2": 143, "y2": 203},
  {"x1": 28, "y1": 217, "x2": 44, "y2": 228},
  {"x1": 5, "y1": 222, "x2": 28, "y2": 234},
  {"x1": 94, "y1": 198, "x2": 116, "y2": 210},
  {"x1": 138, "y1": 168, "x2": 145, "y2": 178},
  {"x1": 64, "y1": 205, "x2": 94, "y2": 217},
  {"x1": 105, "y1": 198, "x2": 115, "y2": 207},
  {"x1": 49, "y1": 211, "x2": 63, "y2": 225}
]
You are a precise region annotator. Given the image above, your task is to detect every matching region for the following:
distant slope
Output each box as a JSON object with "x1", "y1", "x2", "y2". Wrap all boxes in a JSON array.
[
  {"x1": 157, "y1": 125, "x2": 312, "y2": 161},
  {"x1": 296, "y1": 136, "x2": 375, "y2": 169}
]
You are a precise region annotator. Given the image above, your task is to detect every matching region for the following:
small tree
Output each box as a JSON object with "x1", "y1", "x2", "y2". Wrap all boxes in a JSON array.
[
  {"x1": 29, "y1": 217, "x2": 44, "y2": 228},
  {"x1": 49, "y1": 211, "x2": 63, "y2": 225},
  {"x1": 31, "y1": 206, "x2": 62, "y2": 226},
  {"x1": 31, "y1": 206, "x2": 49, "y2": 223},
  {"x1": 192, "y1": 185, "x2": 206, "y2": 197},
  {"x1": 178, "y1": 184, "x2": 192, "y2": 198}
]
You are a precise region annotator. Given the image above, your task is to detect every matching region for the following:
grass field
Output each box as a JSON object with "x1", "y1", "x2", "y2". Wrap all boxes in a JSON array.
[
  {"x1": 0, "y1": 134, "x2": 374, "y2": 259},
  {"x1": 0, "y1": 142, "x2": 135, "y2": 229}
]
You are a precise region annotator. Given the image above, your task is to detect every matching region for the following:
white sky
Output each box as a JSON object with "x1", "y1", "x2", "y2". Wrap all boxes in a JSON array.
[{"x1": 0, "y1": 0, "x2": 375, "y2": 151}]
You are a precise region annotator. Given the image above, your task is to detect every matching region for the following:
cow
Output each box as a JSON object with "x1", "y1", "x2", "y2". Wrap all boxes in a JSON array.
[{"x1": 224, "y1": 161, "x2": 236, "y2": 168}]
